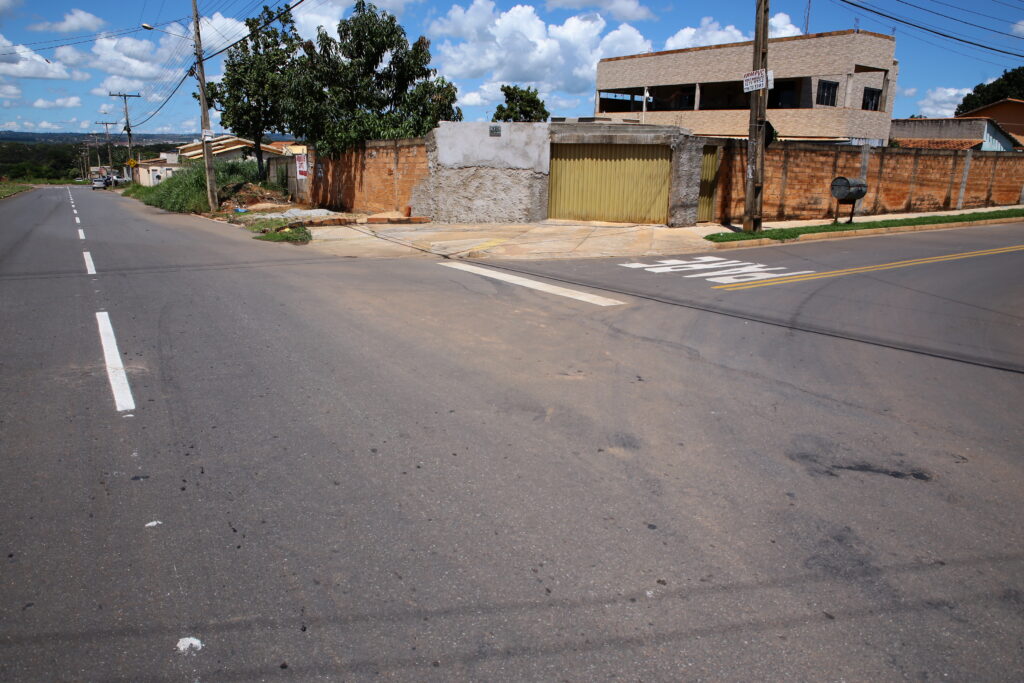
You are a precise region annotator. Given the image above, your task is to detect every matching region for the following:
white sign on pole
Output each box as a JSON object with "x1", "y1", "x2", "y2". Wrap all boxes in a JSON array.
[
  {"x1": 743, "y1": 69, "x2": 767, "y2": 93},
  {"x1": 295, "y1": 154, "x2": 308, "y2": 178},
  {"x1": 202, "y1": 129, "x2": 214, "y2": 141}
]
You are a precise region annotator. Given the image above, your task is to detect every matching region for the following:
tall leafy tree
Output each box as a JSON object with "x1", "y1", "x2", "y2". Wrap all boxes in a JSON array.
[
  {"x1": 285, "y1": 0, "x2": 462, "y2": 156},
  {"x1": 205, "y1": 6, "x2": 300, "y2": 179},
  {"x1": 955, "y1": 66, "x2": 1024, "y2": 116},
  {"x1": 492, "y1": 85, "x2": 549, "y2": 123}
]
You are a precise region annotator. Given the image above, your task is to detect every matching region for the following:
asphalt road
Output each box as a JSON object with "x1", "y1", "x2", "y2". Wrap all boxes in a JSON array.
[{"x1": 2, "y1": 186, "x2": 1023, "y2": 681}]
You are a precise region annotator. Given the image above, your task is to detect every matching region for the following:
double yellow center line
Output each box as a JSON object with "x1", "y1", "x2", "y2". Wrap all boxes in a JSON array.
[{"x1": 714, "y1": 244, "x2": 1024, "y2": 291}]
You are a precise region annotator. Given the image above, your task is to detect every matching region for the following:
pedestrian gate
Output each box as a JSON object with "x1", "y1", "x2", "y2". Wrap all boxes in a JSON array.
[
  {"x1": 697, "y1": 145, "x2": 719, "y2": 222},
  {"x1": 548, "y1": 143, "x2": 670, "y2": 224}
]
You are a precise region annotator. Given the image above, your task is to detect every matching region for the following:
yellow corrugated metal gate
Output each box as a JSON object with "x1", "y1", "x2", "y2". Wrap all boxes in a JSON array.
[
  {"x1": 548, "y1": 143, "x2": 671, "y2": 224},
  {"x1": 697, "y1": 145, "x2": 719, "y2": 222}
]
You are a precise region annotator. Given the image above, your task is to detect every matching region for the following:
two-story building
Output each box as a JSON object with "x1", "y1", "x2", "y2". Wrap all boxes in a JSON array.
[{"x1": 595, "y1": 29, "x2": 898, "y2": 145}]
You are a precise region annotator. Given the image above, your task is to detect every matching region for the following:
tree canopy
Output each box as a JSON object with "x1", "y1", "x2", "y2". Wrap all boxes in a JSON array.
[
  {"x1": 492, "y1": 85, "x2": 549, "y2": 123},
  {"x1": 955, "y1": 66, "x2": 1024, "y2": 116},
  {"x1": 205, "y1": 6, "x2": 301, "y2": 179},
  {"x1": 286, "y1": 0, "x2": 461, "y2": 156}
]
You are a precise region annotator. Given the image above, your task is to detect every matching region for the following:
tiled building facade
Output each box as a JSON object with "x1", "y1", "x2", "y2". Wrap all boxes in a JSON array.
[{"x1": 595, "y1": 29, "x2": 898, "y2": 145}]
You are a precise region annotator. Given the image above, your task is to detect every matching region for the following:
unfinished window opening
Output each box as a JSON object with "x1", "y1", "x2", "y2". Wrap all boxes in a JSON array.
[
  {"x1": 862, "y1": 87, "x2": 882, "y2": 111},
  {"x1": 816, "y1": 80, "x2": 838, "y2": 107}
]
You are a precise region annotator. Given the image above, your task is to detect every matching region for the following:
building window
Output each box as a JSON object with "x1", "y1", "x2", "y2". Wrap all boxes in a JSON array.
[
  {"x1": 862, "y1": 87, "x2": 882, "y2": 111},
  {"x1": 816, "y1": 80, "x2": 838, "y2": 107}
]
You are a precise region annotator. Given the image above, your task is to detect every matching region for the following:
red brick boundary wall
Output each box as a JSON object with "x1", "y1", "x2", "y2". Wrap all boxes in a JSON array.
[
  {"x1": 309, "y1": 138, "x2": 428, "y2": 214},
  {"x1": 711, "y1": 140, "x2": 1024, "y2": 224}
]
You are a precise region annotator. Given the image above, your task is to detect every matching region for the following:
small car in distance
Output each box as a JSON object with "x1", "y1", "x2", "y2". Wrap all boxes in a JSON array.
[{"x1": 91, "y1": 177, "x2": 109, "y2": 190}]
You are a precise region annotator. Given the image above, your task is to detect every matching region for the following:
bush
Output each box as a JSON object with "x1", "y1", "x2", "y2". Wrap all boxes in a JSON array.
[{"x1": 123, "y1": 160, "x2": 261, "y2": 213}]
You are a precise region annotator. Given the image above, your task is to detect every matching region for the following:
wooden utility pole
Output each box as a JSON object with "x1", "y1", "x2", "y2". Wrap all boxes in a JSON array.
[
  {"x1": 743, "y1": 0, "x2": 770, "y2": 233},
  {"x1": 191, "y1": 0, "x2": 218, "y2": 211},
  {"x1": 110, "y1": 92, "x2": 141, "y2": 161},
  {"x1": 95, "y1": 121, "x2": 117, "y2": 172}
]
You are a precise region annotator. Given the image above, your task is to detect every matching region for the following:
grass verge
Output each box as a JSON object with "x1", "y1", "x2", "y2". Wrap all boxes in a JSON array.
[
  {"x1": 239, "y1": 217, "x2": 290, "y2": 233},
  {"x1": 0, "y1": 181, "x2": 32, "y2": 199},
  {"x1": 705, "y1": 208, "x2": 1024, "y2": 243}
]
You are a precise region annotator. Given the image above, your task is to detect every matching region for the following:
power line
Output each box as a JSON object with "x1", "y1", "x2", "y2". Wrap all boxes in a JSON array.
[
  {"x1": 836, "y1": 0, "x2": 1024, "y2": 58},
  {"x1": 919, "y1": 0, "x2": 1018, "y2": 24},
  {"x1": 893, "y1": 0, "x2": 1023, "y2": 40}
]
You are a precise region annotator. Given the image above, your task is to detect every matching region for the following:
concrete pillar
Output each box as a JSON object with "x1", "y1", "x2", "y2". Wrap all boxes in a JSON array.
[{"x1": 694, "y1": 83, "x2": 701, "y2": 111}]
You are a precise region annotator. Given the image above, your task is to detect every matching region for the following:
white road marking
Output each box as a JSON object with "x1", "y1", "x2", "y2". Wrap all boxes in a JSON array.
[
  {"x1": 73, "y1": 209, "x2": 77, "y2": 214},
  {"x1": 619, "y1": 257, "x2": 814, "y2": 284},
  {"x1": 441, "y1": 262, "x2": 625, "y2": 307},
  {"x1": 145, "y1": 520, "x2": 162, "y2": 527},
  {"x1": 78, "y1": 229, "x2": 85, "y2": 240},
  {"x1": 75, "y1": 216, "x2": 80, "y2": 224},
  {"x1": 83, "y1": 251, "x2": 96, "y2": 274},
  {"x1": 95, "y1": 312, "x2": 136, "y2": 412},
  {"x1": 176, "y1": 637, "x2": 203, "y2": 654}
]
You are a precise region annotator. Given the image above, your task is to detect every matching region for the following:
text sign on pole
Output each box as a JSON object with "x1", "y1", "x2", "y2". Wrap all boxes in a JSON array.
[
  {"x1": 743, "y1": 69, "x2": 767, "y2": 93},
  {"x1": 295, "y1": 154, "x2": 308, "y2": 177}
]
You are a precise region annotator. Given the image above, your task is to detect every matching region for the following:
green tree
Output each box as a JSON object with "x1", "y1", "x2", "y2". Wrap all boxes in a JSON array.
[
  {"x1": 491, "y1": 85, "x2": 549, "y2": 123},
  {"x1": 955, "y1": 66, "x2": 1024, "y2": 116},
  {"x1": 285, "y1": 0, "x2": 461, "y2": 156},
  {"x1": 204, "y1": 5, "x2": 300, "y2": 180}
]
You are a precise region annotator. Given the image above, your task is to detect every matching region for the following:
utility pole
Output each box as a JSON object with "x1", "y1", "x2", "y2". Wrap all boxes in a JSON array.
[
  {"x1": 191, "y1": 0, "x2": 218, "y2": 211},
  {"x1": 95, "y1": 121, "x2": 117, "y2": 172},
  {"x1": 110, "y1": 92, "x2": 141, "y2": 160},
  {"x1": 803, "y1": 0, "x2": 811, "y2": 34},
  {"x1": 743, "y1": 0, "x2": 769, "y2": 233}
]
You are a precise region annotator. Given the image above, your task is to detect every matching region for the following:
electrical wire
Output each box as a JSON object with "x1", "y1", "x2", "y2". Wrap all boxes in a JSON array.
[
  {"x1": 919, "y1": 0, "x2": 1018, "y2": 24},
  {"x1": 836, "y1": 0, "x2": 1024, "y2": 58},
  {"x1": 893, "y1": 0, "x2": 1023, "y2": 40}
]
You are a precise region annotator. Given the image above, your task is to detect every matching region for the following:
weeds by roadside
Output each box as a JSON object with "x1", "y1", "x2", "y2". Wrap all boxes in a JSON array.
[
  {"x1": 123, "y1": 160, "x2": 262, "y2": 213},
  {"x1": 705, "y1": 208, "x2": 1024, "y2": 242},
  {"x1": 253, "y1": 223, "x2": 311, "y2": 243},
  {"x1": 0, "y1": 181, "x2": 31, "y2": 199}
]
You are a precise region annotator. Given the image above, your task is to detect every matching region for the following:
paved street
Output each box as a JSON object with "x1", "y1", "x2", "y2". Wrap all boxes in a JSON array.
[{"x1": 2, "y1": 186, "x2": 1023, "y2": 681}]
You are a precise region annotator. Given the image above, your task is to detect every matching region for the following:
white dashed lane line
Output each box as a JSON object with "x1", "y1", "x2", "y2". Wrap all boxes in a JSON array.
[
  {"x1": 78, "y1": 229, "x2": 85, "y2": 240},
  {"x1": 83, "y1": 251, "x2": 96, "y2": 275},
  {"x1": 95, "y1": 312, "x2": 135, "y2": 412}
]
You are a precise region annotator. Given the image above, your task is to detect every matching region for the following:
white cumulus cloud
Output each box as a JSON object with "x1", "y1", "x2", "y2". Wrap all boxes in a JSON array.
[
  {"x1": 917, "y1": 87, "x2": 971, "y2": 118},
  {"x1": 29, "y1": 9, "x2": 105, "y2": 33},
  {"x1": 90, "y1": 75, "x2": 145, "y2": 97},
  {"x1": 0, "y1": 82, "x2": 19, "y2": 98},
  {"x1": 97, "y1": 103, "x2": 113, "y2": 114},
  {"x1": 896, "y1": 86, "x2": 917, "y2": 98},
  {"x1": 33, "y1": 95, "x2": 81, "y2": 108},
  {"x1": 431, "y1": 0, "x2": 650, "y2": 95},
  {"x1": 0, "y1": 34, "x2": 73, "y2": 78},
  {"x1": 665, "y1": 13, "x2": 800, "y2": 50},
  {"x1": 54, "y1": 45, "x2": 90, "y2": 67},
  {"x1": 2, "y1": 120, "x2": 19, "y2": 128},
  {"x1": 37, "y1": 120, "x2": 59, "y2": 129},
  {"x1": 1013, "y1": 20, "x2": 1024, "y2": 37},
  {"x1": 545, "y1": 0, "x2": 653, "y2": 22}
]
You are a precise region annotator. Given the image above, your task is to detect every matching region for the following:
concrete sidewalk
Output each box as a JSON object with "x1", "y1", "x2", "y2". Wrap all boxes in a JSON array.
[{"x1": 307, "y1": 204, "x2": 1024, "y2": 260}]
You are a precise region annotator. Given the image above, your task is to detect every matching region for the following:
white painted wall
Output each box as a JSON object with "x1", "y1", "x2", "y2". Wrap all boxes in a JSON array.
[{"x1": 434, "y1": 121, "x2": 550, "y2": 173}]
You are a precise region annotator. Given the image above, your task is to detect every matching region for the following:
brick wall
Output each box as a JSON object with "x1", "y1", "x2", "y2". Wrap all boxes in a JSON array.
[
  {"x1": 310, "y1": 138, "x2": 428, "y2": 214},
  {"x1": 712, "y1": 140, "x2": 1024, "y2": 223}
]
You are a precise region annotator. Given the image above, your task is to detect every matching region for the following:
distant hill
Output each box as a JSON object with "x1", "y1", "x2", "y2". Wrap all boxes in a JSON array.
[{"x1": 0, "y1": 131, "x2": 294, "y2": 145}]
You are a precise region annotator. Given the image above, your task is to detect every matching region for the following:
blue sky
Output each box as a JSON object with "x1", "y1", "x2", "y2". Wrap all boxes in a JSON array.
[{"x1": 0, "y1": 0, "x2": 1020, "y2": 135}]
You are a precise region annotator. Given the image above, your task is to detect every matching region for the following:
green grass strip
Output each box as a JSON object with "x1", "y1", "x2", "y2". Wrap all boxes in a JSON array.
[
  {"x1": 253, "y1": 224, "x2": 311, "y2": 244},
  {"x1": 0, "y1": 182, "x2": 32, "y2": 199},
  {"x1": 704, "y1": 208, "x2": 1024, "y2": 243}
]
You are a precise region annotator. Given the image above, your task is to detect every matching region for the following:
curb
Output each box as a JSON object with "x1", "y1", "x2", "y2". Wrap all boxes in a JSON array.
[{"x1": 711, "y1": 216, "x2": 1021, "y2": 249}]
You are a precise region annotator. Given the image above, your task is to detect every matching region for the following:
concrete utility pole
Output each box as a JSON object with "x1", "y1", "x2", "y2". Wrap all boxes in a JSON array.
[
  {"x1": 191, "y1": 0, "x2": 218, "y2": 211},
  {"x1": 95, "y1": 121, "x2": 117, "y2": 171},
  {"x1": 110, "y1": 92, "x2": 141, "y2": 160},
  {"x1": 743, "y1": 0, "x2": 769, "y2": 233}
]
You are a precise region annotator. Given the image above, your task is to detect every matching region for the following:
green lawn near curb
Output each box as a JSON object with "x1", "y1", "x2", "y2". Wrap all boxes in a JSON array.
[
  {"x1": 0, "y1": 182, "x2": 31, "y2": 199},
  {"x1": 705, "y1": 208, "x2": 1024, "y2": 243}
]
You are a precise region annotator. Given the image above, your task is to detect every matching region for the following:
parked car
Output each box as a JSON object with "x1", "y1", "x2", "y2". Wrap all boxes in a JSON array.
[{"x1": 91, "y1": 177, "x2": 108, "y2": 190}]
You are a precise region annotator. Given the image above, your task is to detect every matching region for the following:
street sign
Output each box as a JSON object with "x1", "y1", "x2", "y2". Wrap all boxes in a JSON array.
[
  {"x1": 742, "y1": 69, "x2": 775, "y2": 93},
  {"x1": 743, "y1": 69, "x2": 767, "y2": 93},
  {"x1": 127, "y1": 158, "x2": 137, "y2": 168},
  {"x1": 202, "y1": 129, "x2": 214, "y2": 141}
]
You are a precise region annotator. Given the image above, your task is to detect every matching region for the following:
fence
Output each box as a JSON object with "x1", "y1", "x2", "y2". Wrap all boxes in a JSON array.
[
  {"x1": 266, "y1": 155, "x2": 310, "y2": 203},
  {"x1": 709, "y1": 140, "x2": 1024, "y2": 224}
]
